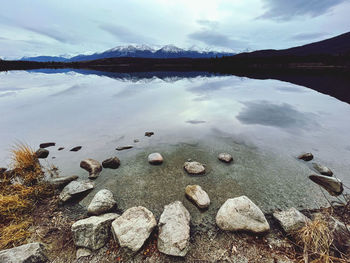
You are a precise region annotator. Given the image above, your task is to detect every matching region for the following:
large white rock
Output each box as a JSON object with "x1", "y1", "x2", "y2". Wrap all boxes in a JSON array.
[
  {"x1": 111, "y1": 206, "x2": 156, "y2": 252},
  {"x1": 183, "y1": 161, "x2": 205, "y2": 175},
  {"x1": 158, "y1": 201, "x2": 191, "y2": 257},
  {"x1": 80, "y1": 159, "x2": 102, "y2": 179},
  {"x1": 88, "y1": 189, "x2": 116, "y2": 215},
  {"x1": 59, "y1": 180, "x2": 94, "y2": 202},
  {"x1": 185, "y1": 185, "x2": 210, "y2": 209},
  {"x1": 0, "y1": 242, "x2": 48, "y2": 263},
  {"x1": 71, "y1": 213, "x2": 119, "y2": 250},
  {"x1": 216, "y1": 196, "x2": 270, "y2": 233},
  {"x1": 273, "y1": 208, "x2": 310, "y2": 234}
]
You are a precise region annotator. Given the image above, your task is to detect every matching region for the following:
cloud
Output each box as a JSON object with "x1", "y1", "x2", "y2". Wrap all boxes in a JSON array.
[
  {"x1": 22, "y1": 25, "x2": 74, "y2": 43},
  {"x1": 188, "y1": 30, "x2": 246, "y2": 49},
  {"x1": 259, "y1": 0, "x2": 345, "y2": 20},
  {"x1": 99, "y1": 24, "x2": 153, "y2": 44},
  {"x1": 0, "y1": 91, "x2": 17, "y2": 98},
  {"x1": 186, "y1": 120, "x2": 206, "y2": 124},
  {"x1": 290, "y1": 32, "x2": 328, "y2": 41},
  {"x1": 196, "y1": 19, "x2": 219, "y2": 29},
  {"x1": 236, "y1": 100, "x2": 318, "y2": 131}
]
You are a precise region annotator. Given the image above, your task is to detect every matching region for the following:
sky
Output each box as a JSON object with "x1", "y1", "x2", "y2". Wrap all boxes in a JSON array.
[{"x1": 0, "y1": 0, "x2": 349, "y2": 59}]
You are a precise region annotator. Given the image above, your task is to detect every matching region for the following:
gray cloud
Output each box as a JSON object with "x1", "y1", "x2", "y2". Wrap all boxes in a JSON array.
[
  {"x1": 290, "y1": 32, "x2": 328, "y2": 41},
  {"x1": 100, "y1": 24, "x2": 153, "y2": 44},
  {"x1": 0, "y1": 91, "x2": 17, "y2": 97},
  {"x1": 188, "y1": 30, "x2": 246, "y2": 49},
  {"x1": 22, "y1": 25, "x2": 74, "y2": 43},
  {"x1": 259, "y1": 0, "x2": 345, "y2": 20},
  {"x1": 196, "y1": 19, "x2": 219, "y2": 29}
]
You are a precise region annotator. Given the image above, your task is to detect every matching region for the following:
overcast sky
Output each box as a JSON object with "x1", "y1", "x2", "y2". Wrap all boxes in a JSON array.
[{"x1": 0, "y1": 0, "x2": 349, "y2": 59}]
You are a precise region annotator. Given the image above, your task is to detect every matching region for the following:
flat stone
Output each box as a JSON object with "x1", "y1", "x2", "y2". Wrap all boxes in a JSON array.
[
  {"x1": 184, "y1": 161, "x2": 205, "y2": 175},
  {"x1": 158, "y1": 201, "x2": 190, "y2": 257},
  {"x1": 80, "y1": 159, "x2": 102, "y2": 179},
  {"x1": 48, "y1": 175, "x2": 78, "y2": 188},
  {"x1": 185, "y1": 185, "x2": 210, "y2": 209},
  {"x1": 309, "y1": 174, "x2": 343, "y2": 196},
  {"x1": 145, "y1": 132, "x2": 154, "y2": 137},
  {"x1": 111, "y1": 206, "x2": 156, "y2": 252},
  {"x1": 35, "y1": 148, "x2": 49, "y2": 159},
  {"x1": 70, "y1": 146, "x2": 82, "y2": 152},
  {"x1": 273, "y1": 207, "x2": 310, "y2": 234},
  {"x1": 39, "y1": 142, "x2": 55, "y2": 148},
  {"x1": 312, "y1": 163, "x2": 333, "y2": 176},
  {"x1": 0, "y1": 242, "x2": 48, "y2": 263},
  {"x1": 297, "y1": 153, "x2": 313, "y2": 161},
  {"x1": 102, "y1": 157, "x2": 120, "y2": 169},
  {"x1": 218, "y1": 153, "x2": 233, "y2": 163},
  {"x1": 59, "y1": 180, "x2": 94, "y2": 202},
  {"x1": 116, "y1": 145, "x2": 133, "y2": 151},
  {"x1": 71, "y1": 213, "x2": 119, "y2": 250},
  {"x1": 88, "y1": 189, "x2": 116, "y2": 215},
  {"x1": 148, "y1": 153, "x2": 163, "y2": 165},
  {"x1": 216, "y1": 196, "x2": 270, "y2": 233},
  {"x1": 76, "y1": 248, "x2": 91, "y2": 259}
]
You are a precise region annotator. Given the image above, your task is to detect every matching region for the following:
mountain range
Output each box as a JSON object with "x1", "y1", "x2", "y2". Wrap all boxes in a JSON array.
[{"x1": 20, "y1": 45, "x2": 235, "y2": 62}]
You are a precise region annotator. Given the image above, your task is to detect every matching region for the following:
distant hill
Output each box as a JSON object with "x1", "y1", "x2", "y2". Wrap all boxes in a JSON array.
[
  {"x1": 20, "y1": 45, "x2": 235, "y2": 62},
  {"x1": 236, "y1": 32, "x2": 350, "y2": 58}
]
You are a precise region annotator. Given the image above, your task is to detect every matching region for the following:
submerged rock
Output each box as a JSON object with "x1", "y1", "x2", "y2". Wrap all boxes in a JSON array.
[
  {"x1": 59, "y1": 180, "x2": 94, "y2": 202},
  {"x1": 273, "y1": 207, "x2": 310, "y2": 234},
  {"x1": 158, "y1": 201, "x2": 190, "y2": 257},
  {"x1": 0, "y1": 242, "x2": 48, "y2": 263},
  {"x1": 218, "y1": 153, "x2": 233, "y2": 163},
  {"x1": 297, "y1": 153, "x2": 313, "y2": 161},
  {"x1": 70, "y1": 146, "x2": 82, "y2": 152},
  {"x1": 134, "y1": 139, "x2": 139, "y2": 143},
  {"x1": 88, "y1": 189, "x2": 116, "y2": 215},
  {"x1": 312, "y1": 163, "x2": 333, "y2": 177},
  {"x1": 72, "y1": 213, "x2": 119, "y2": 250},
  {"x1": 35, "y1": 148, "x2": 49, "y2": 159},
  {"x1": 116, "y1": 145, "x2": 133, "y2": 151},
  {"x1": 184, "y1": 161, "x2": 205, "y2": 175},
  {"x1": 102, "y1": 157, "x2": 120, "y2": 169},
  {"x1": 148, "y1": 153, "x2": 163, "y2": 165},
  {"x1": 185, "y1": 185, "x2": 210, "y2": 209},
  {"x1": 48, "y1": 175, "x2": 78, "y2": 188},
  {"x1": 112, "y1": 206, "x2": 156, "y2": 252},
  {"x1": 216, "y1": 196, "x2": 270, "y2": 233},
  {"x1": 40, "y1": 142, "x2": 55, "y2": 148},
  {"x1": 309, "y1": 174, "x2": 343, "y2": 196},
  {"x1": 80, "y1": 159, "x2": 102, "y2": 179},
  {"x1": 145, "y1": 132, "x2": 154, "y2": 137}
]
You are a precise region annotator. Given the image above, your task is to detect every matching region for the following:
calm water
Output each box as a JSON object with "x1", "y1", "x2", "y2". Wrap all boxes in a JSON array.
[{"x1": 1, "y1": 70, "x2": 349, "y2": 226}]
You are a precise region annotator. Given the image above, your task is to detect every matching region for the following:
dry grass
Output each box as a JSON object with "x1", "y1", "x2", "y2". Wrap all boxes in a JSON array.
[{"x1": 0, "y1": 143, "x2": 53, "y2": 249}]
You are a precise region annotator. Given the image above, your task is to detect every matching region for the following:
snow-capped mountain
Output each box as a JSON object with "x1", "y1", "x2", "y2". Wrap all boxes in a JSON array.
[{"x1": 20, "y1": 45, "x2": 236, "y2": 62}]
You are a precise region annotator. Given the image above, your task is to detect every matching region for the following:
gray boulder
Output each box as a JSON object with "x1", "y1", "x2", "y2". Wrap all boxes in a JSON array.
[
  {"x1": 71, "y1": 213, "x2": 119, "y2": 250},
  {"x1": 111, "y1": 206, "x2": 156, "y2": 251},
  {"x1": 309, "y1": 174, "x2": 343, "y2": 196},
  {"x1": 273, "y1": 208, "x2": 310, "y2": 234},
  {"x1": 48, "y1": 175, "x2": 78, "y2": 188},
  {"x1": 185, "y1": 185, "x2": 210, "y2": 209},
  {"x1": 183, "y1": 161, "x2": 205, "y2": 175},
  {"x1": 80, "y1": 159, "x2": 102, "y2": 179},
  {"x1": 148, "y1": 153, "x2": 163, "y2": 165},
  {"x1": 312, "y1": 163, "x2": 333, "y2": 176},
  {"x1": 0, "y1": 242, "x2": 48, "y2": 263},
  {"x1": 158, "y1": 201, "x2": 190, "y2": 257},
  {"x1": 88, "y1": 189, "x2": 116, "y2": 215},
  {"x1": 102, "y1": 157, "x2": 120, "y2": 169},
  {"x1": 35, "y1": 148, "x2": 49, "y2": 159},
  {"x1": 218, "y1": 153, "x2": 233, "y2": 163},
  {"x1": 59, "y1": 180, "x2": 94, "y2": 202},
  {"x1": 216, "y1": 196, "x2": 270, "y2": 233}
]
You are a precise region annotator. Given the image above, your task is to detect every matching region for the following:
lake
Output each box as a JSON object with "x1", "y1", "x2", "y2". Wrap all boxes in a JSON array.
[{"x1": 1, "y1": 69, "x2": 349, "y2": 228}]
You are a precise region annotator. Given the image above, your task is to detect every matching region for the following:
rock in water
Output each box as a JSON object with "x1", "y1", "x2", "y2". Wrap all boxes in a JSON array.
[
  {"x1": 273, "y1": 208, "x2": 310, "y2": 234},
  {"x1": 111, "y1": 206, "x2": 156, "y2": 251},
  {"x1": 58, "y1": 147, "x2": 64, "y2": 151},
  {"x1": 70, "y1": 146, "x2": 82, "y2": 152},
  {"x1": 312, "y1": 163, "x2": 333, "y2": 176},
  {"x1": 158, "y1": 201, "x2": 190, "y2": 257},
  {"x1": 183, "y1": 161, "x2": 205, "y2": 175},
  {"x1": 71, "y1": 213, "x2": 119, "y2": 250},
  {"x1": 145, "y1": 132, "x2": 154, "y2": 137},
  {"x1": 48, "y1": 175, "x2": 78, "y2": 188},
  {"x1": 40, "y1": 142, "x2": 55, "y2": 148},
  {"x1": 218, "y1": 153, "x2": 233, "y2": 163},
  {"x1": 102, "y1": 157, "x2": 120, "y2": 169},
  {"x1": 185, "y1": 185, "x2": 210, "y2": 209},
  {"x1": 115, "y1": 145, "x2": 133, "y2": 151},
  {"x1": 88, "y1": 189, "x2": 116, "y2": 215},
  {"x1": 80, "y1": 159, "x2": 102, "y2": 179},
  {"x1": 216, "y1": 196, "x2": 270, "y2": 233},
  {"x1": 309, "y1": 174, "x2": 343, "y2": 196},
  {"x1": 0, "y1": 242, "x2": 48, "y2": 263},
  {"x1": 148, "y1": 153, "x2": 163, "y2": 165},
  {"x1": 59, "y1": 180, "x2": 94, "y2": 202},
  {"x1": 35, "y1": 148, "x2": 49, "y2": 159},
  {"x1": 297, "y1": 153, "x2": 313, "y2": 161}
]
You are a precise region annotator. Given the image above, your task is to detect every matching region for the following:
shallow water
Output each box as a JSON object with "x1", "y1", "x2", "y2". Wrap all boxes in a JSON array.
[{"x1": 1, "y1": 70, "x2": 349, "y2": 225}]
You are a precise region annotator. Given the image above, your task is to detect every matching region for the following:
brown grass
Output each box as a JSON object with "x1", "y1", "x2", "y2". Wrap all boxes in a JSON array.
[{"x1": 0, "y1": 143, "x2": 53, "y2": 249}]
